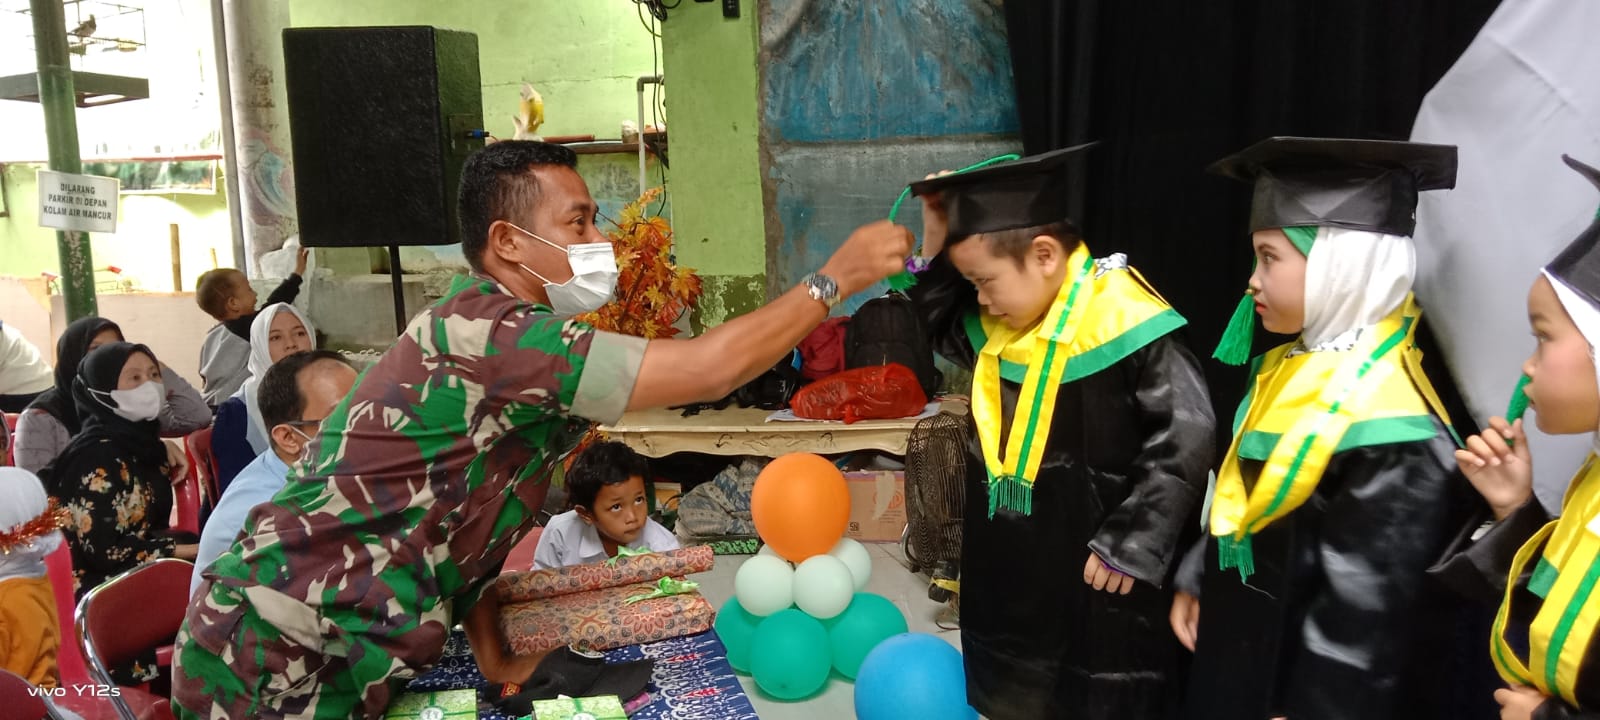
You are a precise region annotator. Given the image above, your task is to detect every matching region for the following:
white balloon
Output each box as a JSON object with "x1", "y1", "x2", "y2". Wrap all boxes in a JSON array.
[
  {"x1": 735, "y1": 555, "x2": 795, "y2": 617},
  {"x1": 792, "y1": 555, "x2": 855, "y2": 620},
  {"x1": 827, "y1": 537, "x2": 873, "y2": 591}
]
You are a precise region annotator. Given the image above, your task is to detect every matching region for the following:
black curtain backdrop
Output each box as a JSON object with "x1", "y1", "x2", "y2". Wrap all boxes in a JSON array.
[
  {"x1": 1001, "y1": 3, "x2": 1504, "y2": 717},
  {"x1": 1003, "y1": 0, "x2": 1500, "y2": 443}
]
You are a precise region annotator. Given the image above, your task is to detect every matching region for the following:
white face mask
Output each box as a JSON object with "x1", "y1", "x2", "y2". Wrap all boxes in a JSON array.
[
  {"x1": 506, "y1": 222, "x2": 618, "y2": 315},
  {"x1": 93, "y1": 381, "x2": 165, "y2": 422}
]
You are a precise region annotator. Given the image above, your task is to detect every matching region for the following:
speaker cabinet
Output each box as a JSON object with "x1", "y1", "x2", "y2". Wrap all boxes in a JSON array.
[{"x1": 283, "y1": 26, "x2": 484, "y2": 248}]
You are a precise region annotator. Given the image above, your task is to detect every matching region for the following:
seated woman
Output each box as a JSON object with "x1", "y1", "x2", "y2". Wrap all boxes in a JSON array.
[
  {"x1": 42, "y1": 342, "x2": 199, "y2": 596},
  {"x1": 211, "y1": 303, "x2": 314, "y2": 494},
  {"x1": 15, "y1": 316, "x2": 210, "y2": 474}
]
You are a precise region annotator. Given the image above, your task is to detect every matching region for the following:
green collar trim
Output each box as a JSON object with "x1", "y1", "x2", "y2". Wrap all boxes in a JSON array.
[
  {"x1": 1235, "y1": 414, "x2": 1441, "y2": 461},
  {"x1": 964, "y1": 308, "x2": 1188, "y2": 385}
]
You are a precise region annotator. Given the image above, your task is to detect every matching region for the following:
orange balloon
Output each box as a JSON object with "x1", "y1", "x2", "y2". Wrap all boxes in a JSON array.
[{"x1": 751, "y1": 453, "x2": 851, "y2": 562}]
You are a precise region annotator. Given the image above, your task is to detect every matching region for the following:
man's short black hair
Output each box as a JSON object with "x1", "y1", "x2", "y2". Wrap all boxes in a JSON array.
[
  {"x1": 258, "y1": 350, "x2": 354, "y2": 432},
  {"x1": 457, "y1": 141, "x2": 579, "y2": 272},
  {"x1": 567, "y1": 440, "x2": 650, "y2": 510}
]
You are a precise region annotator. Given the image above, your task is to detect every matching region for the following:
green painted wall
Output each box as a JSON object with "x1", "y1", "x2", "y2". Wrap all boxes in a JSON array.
[
  {"x1": 660, "y1": 1, "x2": 765, "y2": 280},
  {"x1": 0, "y1": 163, "x2": 233, "y2": 292},
  {"x1": 289, "y1": 0, "x2": 661, "y2": 140}
]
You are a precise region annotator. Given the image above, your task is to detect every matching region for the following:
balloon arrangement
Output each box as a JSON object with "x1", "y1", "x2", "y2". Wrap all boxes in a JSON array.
[{"x1": 713, "y1": 453, "x2": 909, "y2": 700}]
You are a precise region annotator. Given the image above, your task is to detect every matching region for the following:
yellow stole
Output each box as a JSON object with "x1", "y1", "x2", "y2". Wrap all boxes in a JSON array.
[
  {"x1": 1493, "y1": 457, "x2": 1600, "y2": 706},
  {"x1": 966, "y1": 243, "x2": 1186, "y2": 517},
  {"x1": 1208, "y1": 296, "x2": 1455, "y2": 579}
]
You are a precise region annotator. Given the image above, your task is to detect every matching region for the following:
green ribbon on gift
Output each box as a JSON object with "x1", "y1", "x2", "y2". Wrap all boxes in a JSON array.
[
  {"x1": 604, "y1": 546, "x2": 653, "y2": 568},
  {"x1": 625, "y1": 577, "x2": 700, "y2": 604}
]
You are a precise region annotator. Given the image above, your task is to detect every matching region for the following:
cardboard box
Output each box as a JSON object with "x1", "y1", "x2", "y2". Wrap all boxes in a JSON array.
[
  {"x1": 844, "y1": 470, "x2": 906, "y2": 542},
  {"x1": 383, "y1": 689, "x2": 477, "y2": 720},
  {"x1": 532, "y1": 695, "x2": 627, "y2": 720}
]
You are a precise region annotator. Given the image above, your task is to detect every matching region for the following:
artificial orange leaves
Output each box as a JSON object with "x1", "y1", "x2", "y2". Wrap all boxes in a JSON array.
[{"x1": 577, "y1": 188, "x2": 703, "y2": 339}]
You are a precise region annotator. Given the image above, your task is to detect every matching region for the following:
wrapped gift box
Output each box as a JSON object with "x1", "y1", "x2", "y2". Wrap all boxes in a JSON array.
[
  {"x1": 530, "y1": 694, "x2": 627, "y2": 719},
  {"x1": 495, "y1": 546, "x2": 713, "y2": 601},
  {"x1": 383, "y1": 689, "x2": 477, "y2": 720},
  {"x1": 496, "y1": 546, "x2": 718, "y2": 655}
]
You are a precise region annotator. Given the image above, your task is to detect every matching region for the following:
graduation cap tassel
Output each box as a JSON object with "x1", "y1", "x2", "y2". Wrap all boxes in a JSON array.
[
  {"x1": 885, "y1": 153, "x2": 1025, "y2": 293},
  {"x1": 1212, "y1": 292, "x2": 1256, "y2": 366}
]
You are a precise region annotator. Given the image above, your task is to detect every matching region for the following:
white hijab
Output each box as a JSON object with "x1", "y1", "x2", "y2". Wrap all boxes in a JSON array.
[
  {"x1": 232, "y1": 303, "x2": 316, "y2": 455},
  {"x1": 1542, "y1": 271, "x2": 1600, "y2": 451},
  {"x1": 0, "y1": 467, "x2": 64, "y2": 583},
  {"x1": 1301, "y1": 227, "x2": 1418, "y2": 350}
]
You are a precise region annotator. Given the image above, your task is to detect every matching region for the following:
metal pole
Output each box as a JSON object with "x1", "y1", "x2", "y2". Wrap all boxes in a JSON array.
[
  {"x1": 170, "y1": 223, "x2": 183, "y2": 291},
  {"x1": 636, "y1": 75, "x2": 662, "y2": 199},
  {"x1": 388, "y1": 245, "x2": 406, "y2": 335},
  {"x1": 31, "y1": 0, "x2": 97, "y2": 320},
  {"x1": 210, "y1": 0, "x2": 247, "y2": 271}
]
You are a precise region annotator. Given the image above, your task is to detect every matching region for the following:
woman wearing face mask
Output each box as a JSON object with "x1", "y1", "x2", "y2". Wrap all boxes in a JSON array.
[
  {"x1": 15, "y1": 316, "x2": 211, "y2": 474},
  {"x1": 40, "y1": 342, "x2": 198, "y2": 609},
  {"x1": 210, "y1": 303, "x2": 316, "y2": 494}
]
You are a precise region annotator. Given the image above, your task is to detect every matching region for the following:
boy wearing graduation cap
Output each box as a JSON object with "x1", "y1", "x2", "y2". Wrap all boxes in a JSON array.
[
  {"x1": 1438, "y1": 156, "x2": 1600, "y2": 720},
  {"x1": 909, "y1": 144, "x2": 1217, "y2": 720},
  {"x1": 1170, "y1": 137, "x2": 1469, "y2": 720}
]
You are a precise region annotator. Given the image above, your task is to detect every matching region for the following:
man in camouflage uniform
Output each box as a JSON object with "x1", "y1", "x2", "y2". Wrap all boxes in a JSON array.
[{"x1": 171, "y1": 141, "x2": 911, "y2": 718}]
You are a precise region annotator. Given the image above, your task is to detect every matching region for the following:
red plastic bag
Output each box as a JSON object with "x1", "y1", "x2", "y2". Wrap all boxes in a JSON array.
[{"x1": 790, "y1": 363, "x2": 929, "y2": 424}]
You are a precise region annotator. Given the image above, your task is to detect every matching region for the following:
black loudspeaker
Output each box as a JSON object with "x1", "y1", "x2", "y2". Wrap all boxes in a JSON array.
[{"x1": 283, "y1": 26, "x2": 484, "y2": 248}]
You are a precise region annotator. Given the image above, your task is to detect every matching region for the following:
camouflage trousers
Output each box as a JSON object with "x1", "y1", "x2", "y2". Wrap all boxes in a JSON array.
[{"x1": 171, "y1": 579, "x2": 402, "y2": 720}]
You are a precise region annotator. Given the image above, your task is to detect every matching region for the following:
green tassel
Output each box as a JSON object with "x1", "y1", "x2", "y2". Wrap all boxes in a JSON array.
[
  {"x1": 986, "y1": 475, "x2": 1035, "y2": 518},
  {"x1": 1216, "y1": 534, "x2": 1255, "y2": 582},
  {"x1": 1212, "y1": 292, "x2": 1257, "y2": 366},
  {"x1": 887, "y1": 270, "x2": 917, "y2": 291},
  {"x1": 1506, "y1": 374, "x2": 1532, "y2": 423}
]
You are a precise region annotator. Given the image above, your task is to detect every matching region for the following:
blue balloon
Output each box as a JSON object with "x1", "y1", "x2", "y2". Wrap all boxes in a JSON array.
[{"x1": 854, "y1": 633, "x2": 978, "y2": 720}]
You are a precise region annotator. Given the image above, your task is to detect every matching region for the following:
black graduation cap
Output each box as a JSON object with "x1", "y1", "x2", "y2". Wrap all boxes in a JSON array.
[
  {"x1": 1208, "y1": 137, "x2": 1458, "y2": 236},
  {"x1": 1545, "y1": 155, "x2": 1600, "y2": 305},
  {"x1": 909, "y1": 142, "x2": 1095, "y2": 241}
]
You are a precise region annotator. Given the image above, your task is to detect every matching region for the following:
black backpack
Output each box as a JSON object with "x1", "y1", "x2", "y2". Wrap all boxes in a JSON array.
[{"x1": 845, "y1": 293, "x2": 942, "y2": 397}]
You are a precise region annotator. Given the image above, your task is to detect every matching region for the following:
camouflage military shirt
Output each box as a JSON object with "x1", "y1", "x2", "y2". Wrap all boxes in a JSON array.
[{"x1": 174, "y1": 273, "x2": 645, "y2": 718}]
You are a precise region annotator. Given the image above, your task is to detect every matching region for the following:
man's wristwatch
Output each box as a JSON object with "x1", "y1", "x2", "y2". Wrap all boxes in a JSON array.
[{"x1": 801, "y1": 272, "x2": 841, "y2": 309}]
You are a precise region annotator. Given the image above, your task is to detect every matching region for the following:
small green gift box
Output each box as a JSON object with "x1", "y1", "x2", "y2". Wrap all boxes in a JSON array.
[
  {"x1": 383, "y1": 689, "x2": 478, "y2": 720},
  {"x1": 530, "y1": 694, "x2": 627, "y2": 720}
]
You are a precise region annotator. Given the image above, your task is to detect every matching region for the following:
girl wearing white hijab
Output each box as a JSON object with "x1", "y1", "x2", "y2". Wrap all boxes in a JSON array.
[
  {"x1": 1444, "y1": 155, "x2": 1600, "y2": 720},
  {"x1": 210, "y1": 302, "x2": 315, "y2": 494},
  {"x1": 1173, "y1": 138, "x2": 1472, "y2": 720},
  {"x1": 0, "y1": 466, "x2": 67, "y2": 689}
]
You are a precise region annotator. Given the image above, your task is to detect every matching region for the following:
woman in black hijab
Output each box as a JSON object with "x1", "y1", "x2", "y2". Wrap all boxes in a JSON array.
[
  {"x1": 41, "y1": 342, "x2": 199, "y2": 683},
  {"x1": 14, "y1": 317, "x2": 210, "y2": 473}
]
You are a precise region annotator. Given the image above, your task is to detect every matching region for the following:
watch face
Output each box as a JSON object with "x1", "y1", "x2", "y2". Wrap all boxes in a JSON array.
[{"x1": 810, "y1": 274, "x2": 838, "y2": 297}]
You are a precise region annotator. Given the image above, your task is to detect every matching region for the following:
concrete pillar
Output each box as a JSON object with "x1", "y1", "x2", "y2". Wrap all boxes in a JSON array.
[{"x1": 218, "y1": 0, "x2": 296, "y2": 274}]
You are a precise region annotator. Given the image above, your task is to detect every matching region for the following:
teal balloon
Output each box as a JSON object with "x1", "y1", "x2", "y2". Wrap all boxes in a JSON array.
[
  {"x1": 750, "y1": 609, "x2": 832, "y2": 700},
  {"x1": 827, "y1": 593, "x2": 908, "y2": 679},
  {"x1": 715, "y1": 597, "x2": 764, "y2": 674}
]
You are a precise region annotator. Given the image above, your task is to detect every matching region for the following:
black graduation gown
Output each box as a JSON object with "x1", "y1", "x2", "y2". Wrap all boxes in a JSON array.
[
  {"x1": 1178, "y1": 423, "x2": 1480, "y2": 720},
  {"x1": 912, "y1": 258, "x2": 1218, "y2": 720},
  {"x1": 1432, "y1": 497, "x2": 1600, "y2": 719}
]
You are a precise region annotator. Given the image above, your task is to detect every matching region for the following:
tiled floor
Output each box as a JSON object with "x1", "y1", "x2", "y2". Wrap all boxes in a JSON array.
[{"x1": 688, "y1": 541, "x2": 962, "y2": 719}]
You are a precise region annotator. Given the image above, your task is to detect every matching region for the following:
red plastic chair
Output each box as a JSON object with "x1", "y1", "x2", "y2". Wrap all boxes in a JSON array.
[
  {"x1": 501, "y1": 526, "x2": 546, "y2": 572},
  {"x1": 185, "y1": 428, "x2": 217, "y2": 512},
  {"x1": 0, "y1": 668, "x2": 56, "y2": 720},
  {"x1": 171, "y1": 467, "x2": 201, "y2": 538},
  {"x1": 3, "y1": 412, "x2": 19, "y2": 466},
  {"x1": 76, "y1": 558, "x2": 192, "y2": 720},
  {"x1": 43, "y1": 546, "x2": 90, "y2": 688}
]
